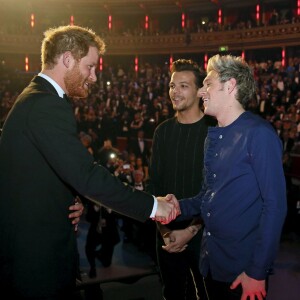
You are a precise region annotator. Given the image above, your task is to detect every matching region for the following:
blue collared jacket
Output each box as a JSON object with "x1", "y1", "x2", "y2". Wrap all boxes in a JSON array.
[{"x1": 179, "y1": 111, "x2": 287, "y2": 282}]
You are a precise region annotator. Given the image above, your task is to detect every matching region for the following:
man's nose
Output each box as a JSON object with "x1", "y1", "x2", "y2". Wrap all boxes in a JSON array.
[
  {"x1": 199, "y1": 86, "x2": 206, "y2": 97},
  {"x1": 89, "y1": 70, "x2": 97, "y2": 82},
  {"x1": 172, "y1": 86, "x2": 180, "y2": 94}
]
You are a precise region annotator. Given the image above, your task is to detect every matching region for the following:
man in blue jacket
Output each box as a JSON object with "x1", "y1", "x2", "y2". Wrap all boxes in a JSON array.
[{"x1": 170, "y1": 54, "x2": 287, "y2": 300}]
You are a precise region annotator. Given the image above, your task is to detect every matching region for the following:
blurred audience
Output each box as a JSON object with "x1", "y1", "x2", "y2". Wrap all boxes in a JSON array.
[{"x1": 1, "y1": 55, "x2": 300, "y2": 259}]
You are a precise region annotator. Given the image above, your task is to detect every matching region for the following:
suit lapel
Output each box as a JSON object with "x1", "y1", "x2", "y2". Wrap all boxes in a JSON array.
[
  {"x1": 31, "y1": 76, "x2": 59, "y2": 97},
  {"x1": 30, "y1": 76, "x2": 71, "y2": 105}
]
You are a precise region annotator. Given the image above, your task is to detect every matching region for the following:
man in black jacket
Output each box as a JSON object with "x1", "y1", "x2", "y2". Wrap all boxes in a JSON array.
[
  {"x1": 147, "y1": 59, "x2": 216, "y2": 300},
  {"x1": 0, "y1": 25, "x2": 179, "y2": 299}
]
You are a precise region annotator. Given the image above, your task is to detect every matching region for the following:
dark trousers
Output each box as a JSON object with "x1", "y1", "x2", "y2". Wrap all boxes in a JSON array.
[
  {"x1": 85, "y1": 225, "x2": 115, "y2": 268},
  {"x1": 203, "y1": 272, "x2": 242, "y2": 300},
  {"x1": 156, "y1": 232, "x2": 207, "y2": 300}
]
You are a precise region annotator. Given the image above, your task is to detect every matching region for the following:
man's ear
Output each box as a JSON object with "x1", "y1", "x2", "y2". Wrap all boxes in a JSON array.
[
  {"x1": 227, "y1": 78, "x2": 237, "y2": 94},
  {"x1": 62, "y1": 51, "x2": 74, "y2": 68}
]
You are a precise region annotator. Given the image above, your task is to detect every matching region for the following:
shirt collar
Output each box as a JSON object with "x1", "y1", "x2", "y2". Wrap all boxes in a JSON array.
[{"x1": 38, "y1": 73, "x2": 65, "y2": 99}]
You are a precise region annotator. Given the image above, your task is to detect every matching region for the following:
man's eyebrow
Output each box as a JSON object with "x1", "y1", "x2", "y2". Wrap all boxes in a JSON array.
[
  {"x1": 178, "y1": 80, "x2": 192, "y2": 85},
  {"x1": 169, "y1": 81, "x2": 190, "y2": 85}
]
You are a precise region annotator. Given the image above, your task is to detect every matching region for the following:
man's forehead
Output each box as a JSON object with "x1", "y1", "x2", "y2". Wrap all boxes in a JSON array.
[
  {"x1": 171, "y1": 71, "x2": 195, "y2": 82},
  {"x1": 204, "y1": 70, "x2": 218, "y2": 82},
  {"x1": 82, "y1": 46, "x2": 99, "y2": 62}
]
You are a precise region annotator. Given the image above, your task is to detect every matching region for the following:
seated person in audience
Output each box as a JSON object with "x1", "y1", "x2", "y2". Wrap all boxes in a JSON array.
[{"x1": 135, "y1": 156, "x2": 149, "y2": 181}]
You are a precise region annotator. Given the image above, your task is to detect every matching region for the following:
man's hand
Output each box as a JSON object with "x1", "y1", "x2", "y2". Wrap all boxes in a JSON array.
[
  {"x1": 154, "y1": 194, "x2": 180, "y2": 224},
  {"x1": 69, "y1": 196, "x2": 84, "y2": 232},
  {"x1": 162, "y1": 229, "x2": 190, "y2": 253},
  {"x1": 230, "y1": 272, "x2": 266, "y2": 300}
]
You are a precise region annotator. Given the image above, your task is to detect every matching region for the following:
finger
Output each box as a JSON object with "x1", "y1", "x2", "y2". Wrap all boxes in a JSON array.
[
  {"x1": 72, "y1": 217, "x2": 80, "y2": 224},
  {"x1": 168, "y1": 209, "x2": 175, "y2": 222},
  {"x1": 240, "y1": 292, "x2": 247, "y2": 300},
  {"x1": 170, "y1": 197, "x2": 180, "y2": 213},
  {"x1": 69, "y1": 212, "x2": 77, "y2": 219},
  {"x1": 69, "y1": 204, "x2": 83, "y2": 213},
  {"x1": 164, "y1": 210, "x2": 174, "y2": 224},
  {"x1": 256, "y1": 293, "x2": 263, "y2": 300},
  {"x1": 165, "y1": 194, "x2": 173, "y2": 201},
  {"x1": 175, "y1": 247, "x2": 183, "y2": 252},
  {"x1": 160, "y1": 218, "x2": 168, "y2": 224},
  {"x1": 69, "y1": 210, "x2": 82, "y2": 218},
  {"x1": 162, "y1": 245, "x2": 172, "y2": 252},
  {"x1": 163, "y1": 240, "x2": 171, "y2": 246},
  {"x1": 162, "y1": 246, "x2": 172, "y2": 253},
  {"x1": 155, "y1": 215, "x2": 165, "y2": 222},
  {"x1": 164, "y1": 245, "x2": 175, "y2": 252},
  {"x1": 169, "y1": 247, "x2": 180, "y2": 253},
  {"x1": 178, "y1": 246, "x2": 188, "y2": 252},
  {"x1": 170, "y1": 248, "x2": 179, "y2": 253},
  {"x1": 69, "y1": 205, "x2": 76, "y2": 211},
  {"x1": 230, "y1": 278, "x2": 239, "y2": 290},
  {"x1": 170, "y1": 204, "x2": 178, "y2": 220}
]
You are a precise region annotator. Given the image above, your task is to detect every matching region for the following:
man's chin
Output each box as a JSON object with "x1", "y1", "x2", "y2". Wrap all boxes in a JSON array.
[
  {"x1": 202, "y1": 106, "x2": 209, "y2": 114},
  {"x1": 172, "y1": 105, "x2": 182, "y2": 112},
  {"x1": 78, "y1": 91, "x2": 88, "y2": 98},
  {"x1": 203, "y1": 108, "x2": 214, "y2": 117},
  {"x1": 69, "y1": 89, "x2": 88, "y2": 99}
]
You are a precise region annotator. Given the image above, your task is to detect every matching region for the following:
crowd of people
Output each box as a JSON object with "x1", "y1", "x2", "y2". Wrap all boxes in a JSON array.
[
  {"x1": 0, "y1": 48, "x2": 300, "y2": 298},
  {"x1": 0, "y1": 5, "x2": 299, "y2": 38},
  {"x1": 2, "y1": 56, "x2": 299, "y2": 156},
  {"x1": 1, "y1": 58, "x2": 300, "y2": 169},
  {"x1": 1, "y1": 57, "x2": 300, "y2": 183}
]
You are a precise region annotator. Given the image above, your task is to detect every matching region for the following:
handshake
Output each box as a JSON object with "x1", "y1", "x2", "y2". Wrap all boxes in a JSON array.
[{"x1": 153, "y1": 194, "x2": 180, "y2": 224}]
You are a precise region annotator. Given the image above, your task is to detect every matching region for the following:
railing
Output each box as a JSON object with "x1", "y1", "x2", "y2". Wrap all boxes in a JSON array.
[{"x1": 1, "y1": 23, "x2": 300, "y2": 55}]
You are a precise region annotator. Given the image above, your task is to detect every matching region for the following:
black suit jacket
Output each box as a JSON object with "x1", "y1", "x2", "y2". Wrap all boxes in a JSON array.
[
  {"x1": 0, "y1": 76, "x2": 153, "y2": 298},
  {"x1": 129, "y1": 137, "x2": 151, "y2": 164}
]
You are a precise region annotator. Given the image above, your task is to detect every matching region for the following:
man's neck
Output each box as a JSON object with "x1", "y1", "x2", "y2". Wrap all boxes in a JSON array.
[
  {"x1": 217, "y1": 107, "x2": 245, "y2": 127},
  {"x1": 177, "y1": 109, "x2": 204, "y2": 124},
  {"x1": 41, "y1": 67, "x2": 66, "y2": 93}
]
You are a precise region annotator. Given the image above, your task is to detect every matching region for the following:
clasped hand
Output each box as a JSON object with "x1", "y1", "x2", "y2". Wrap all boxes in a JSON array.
[
  {"x1": 153, "y1": 194, "x2": 180, "y2": 224},
  {"x1": 162, "y1": 229, "x2": 189, "y2": 253},
  {"x1": 68, "y1": 196, "x2": 84, "y2": 231}
]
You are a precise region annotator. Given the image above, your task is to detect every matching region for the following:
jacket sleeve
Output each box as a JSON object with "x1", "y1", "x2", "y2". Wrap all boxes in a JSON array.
[
  {"x1": 26, "y1": 95, "x2": 154, "y2": 222},
  {"x1": 177, "y1": 182, "x2": 206, "y2": 221},
  {"x1": 245, "y1": 125, "x2": 287, "y2": 280}
]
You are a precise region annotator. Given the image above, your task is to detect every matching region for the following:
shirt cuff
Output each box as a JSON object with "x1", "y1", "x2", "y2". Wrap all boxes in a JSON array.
[{"x1": 150, "y1": 196, "x2": 158, "y2": 218}]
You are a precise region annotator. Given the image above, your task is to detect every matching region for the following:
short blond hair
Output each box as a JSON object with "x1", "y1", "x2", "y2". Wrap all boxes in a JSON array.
[
  {"x1": 41, "y1": 25, "x2": 105, "y2": 69},
  {"x1": 207, "y1": 54, "x2": 256, "y2": 107}
]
